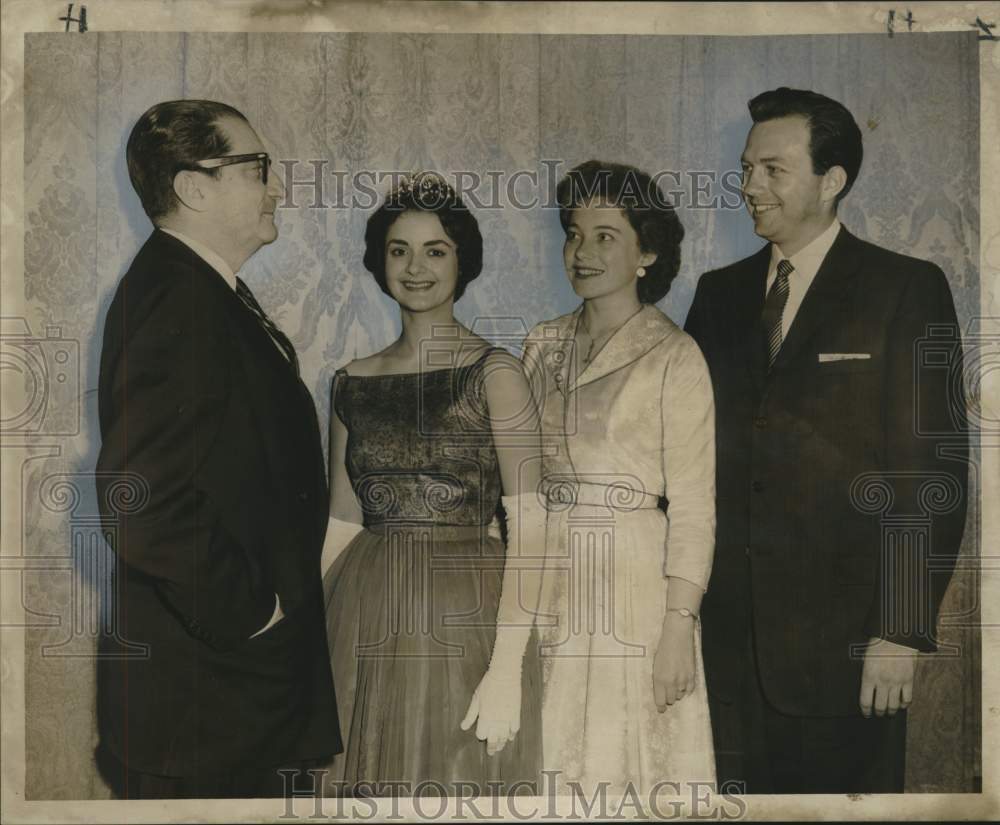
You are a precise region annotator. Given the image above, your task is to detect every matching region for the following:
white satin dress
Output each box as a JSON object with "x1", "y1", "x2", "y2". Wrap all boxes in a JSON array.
[{"x1": 522, "y1": 304, "x2": 717, "y2": 796}]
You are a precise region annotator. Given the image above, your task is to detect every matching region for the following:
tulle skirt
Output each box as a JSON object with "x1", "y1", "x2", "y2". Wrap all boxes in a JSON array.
[{"x1": 321, "y1": 523, "x2": 541, "y2": 796}]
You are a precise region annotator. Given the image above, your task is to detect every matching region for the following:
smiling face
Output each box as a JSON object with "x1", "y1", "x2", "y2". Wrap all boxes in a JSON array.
[
  {"x1": 562, "y1": 200, "x2": 656, "y2": 302},
  {"x1": 383, "y1": 210, "x2": 460, "y2": 312},
  {"x1": 204, "y1": 116, "x2": 283, "y2": 258},
  {"x1": 740, "y1": 115, "x2": 842, "y2": 257}
]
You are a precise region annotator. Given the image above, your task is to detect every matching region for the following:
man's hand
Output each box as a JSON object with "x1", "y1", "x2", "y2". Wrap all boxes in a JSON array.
[{"x1": 859, "y1": 637, "x2": 918, "y2": 717}]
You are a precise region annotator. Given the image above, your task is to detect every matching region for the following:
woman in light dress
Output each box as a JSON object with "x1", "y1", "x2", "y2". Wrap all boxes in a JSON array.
[{"x1": 523, "y1": 160, "x2": 717, "y2": 795}]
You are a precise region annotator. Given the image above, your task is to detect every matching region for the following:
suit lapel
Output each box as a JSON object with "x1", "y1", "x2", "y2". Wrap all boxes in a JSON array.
[
  {"x1": 570, "y1": 304, "x2": 672, "y2": 392},
  {"x1": 769, "y1": 227, "x2": 864, "y2": 375},
  {"x1": 155, "y1": 230, "x2": 298, "y2": 381},
  {"x1": 154, "y1": 228, "x2": 305, "y2": 456},
  {"x1": 732, "y1": 245, "x2": 771, "y2": 397}
]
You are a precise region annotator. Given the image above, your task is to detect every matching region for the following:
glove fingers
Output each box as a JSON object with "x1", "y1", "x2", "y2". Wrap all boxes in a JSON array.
[{"x1": 460, "y1": 689, "x2": 481, "y2": 731}]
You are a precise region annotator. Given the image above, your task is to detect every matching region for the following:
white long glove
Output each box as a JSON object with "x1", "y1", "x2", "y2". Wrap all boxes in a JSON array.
[
  {"x1": 461, "y1": 493, "x2": 547, "y2": 755},
  {"x1": 320, "y1": 516, "x2": 365, "y2": 580}
]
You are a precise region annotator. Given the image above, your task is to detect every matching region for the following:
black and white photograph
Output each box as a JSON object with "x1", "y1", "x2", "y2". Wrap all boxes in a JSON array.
[{"x1": 1, "y1": 1, "x2": 996, "y2": 821}]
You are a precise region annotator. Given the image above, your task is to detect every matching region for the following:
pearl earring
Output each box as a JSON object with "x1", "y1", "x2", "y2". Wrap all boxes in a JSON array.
[{"x1": 637, "y1": 267, "x2": 646, "y2": 278}]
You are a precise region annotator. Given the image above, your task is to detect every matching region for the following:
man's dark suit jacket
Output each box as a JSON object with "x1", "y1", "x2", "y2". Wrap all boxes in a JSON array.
[
  {"x1": 95, "y1": 230, "x2": 342, "y2": 776},
  {"x1": 685, "y1": 226, "x2": 968, "y2": 718}
]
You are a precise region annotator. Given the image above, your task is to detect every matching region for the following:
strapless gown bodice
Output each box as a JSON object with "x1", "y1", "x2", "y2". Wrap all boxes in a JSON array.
[{"x1": 334, "y1": 363, "x2": 501, "y2": 528}]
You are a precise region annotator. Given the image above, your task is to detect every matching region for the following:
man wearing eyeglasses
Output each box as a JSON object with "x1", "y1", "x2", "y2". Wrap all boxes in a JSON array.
[{"x1": 94, "y1": 100, "x2": 341, "y2": 798}]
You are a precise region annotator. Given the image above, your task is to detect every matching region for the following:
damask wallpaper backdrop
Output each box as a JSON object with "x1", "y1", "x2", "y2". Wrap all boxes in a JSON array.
[{"x1": 20, "y1": 31, "x2": 979, "y2": 797}]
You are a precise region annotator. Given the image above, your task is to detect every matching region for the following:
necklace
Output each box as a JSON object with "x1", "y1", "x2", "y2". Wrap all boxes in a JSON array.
[{"x1": 579, "y1": 305, "x2": 643, "y2": 365}]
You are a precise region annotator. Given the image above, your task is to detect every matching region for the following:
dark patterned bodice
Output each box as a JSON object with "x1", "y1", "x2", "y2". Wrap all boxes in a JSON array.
[{"x1": 333, "y1": 353, "x2": 502, "y2": 527}]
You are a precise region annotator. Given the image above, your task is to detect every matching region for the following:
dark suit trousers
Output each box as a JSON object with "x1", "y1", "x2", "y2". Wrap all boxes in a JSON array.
[
  {"x1": 97, "y1": 745, "x2": 325, "y2": 799},
  {"x1": 709, "y1": 595, "x2": 906, "y2": 794}
]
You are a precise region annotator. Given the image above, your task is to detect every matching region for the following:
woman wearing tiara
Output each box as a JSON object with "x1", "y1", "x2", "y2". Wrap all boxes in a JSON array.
[
  {"x1": 319, "y1": 174, "x2": 546, "y2": 796},
  {"x1": 522, "y1": 160, "x2": 717, "y2": 795}
]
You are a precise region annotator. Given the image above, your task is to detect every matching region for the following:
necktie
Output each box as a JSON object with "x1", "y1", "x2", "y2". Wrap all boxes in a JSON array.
[
  {"x1": 235, "y1": 278, "x2": 300, "y2": 376},
  {"x1": 761, "y1": 259, "x2": 793, "y2": 369}
]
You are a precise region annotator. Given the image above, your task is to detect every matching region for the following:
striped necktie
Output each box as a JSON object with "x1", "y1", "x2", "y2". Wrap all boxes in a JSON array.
[
  {"x1": 761, "y1": 259, "x2": 793, "y2": 369},
  {"x1": 235, "y1": 278, "x2": 300, "y2": 376}
]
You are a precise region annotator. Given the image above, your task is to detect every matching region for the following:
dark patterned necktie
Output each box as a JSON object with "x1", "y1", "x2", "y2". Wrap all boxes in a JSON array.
[
  {"x1": 235, "y1": 278, "x2": 300, "y2": 376},
  {"x1": 761, "y1": 259, "x2": 793, "y2": 369}
]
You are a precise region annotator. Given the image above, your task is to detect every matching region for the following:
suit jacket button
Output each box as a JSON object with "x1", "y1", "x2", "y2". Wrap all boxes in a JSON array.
[
  {"x1": 752, "y1": 480, "x2": 764, "y2": 492},
  {"x1": 754, "y1": 416, "x2": 768, "y2": 429},
  {"x1": 298, "y1": 491, "x2": 309, "y2": 502},
  {"x1": 745, "y1": 545, "x2": 751, "y2": 557}
]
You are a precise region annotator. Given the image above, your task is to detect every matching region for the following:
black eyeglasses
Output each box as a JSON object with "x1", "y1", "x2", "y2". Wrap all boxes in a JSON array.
[{"x1": 194, "y1": 152, "x2": 271, "y2": 184}]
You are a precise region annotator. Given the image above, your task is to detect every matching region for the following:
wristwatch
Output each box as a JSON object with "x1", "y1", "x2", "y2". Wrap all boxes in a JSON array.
[{"x1": 666, "y1": 607, "x2": 699, "y2": 621}]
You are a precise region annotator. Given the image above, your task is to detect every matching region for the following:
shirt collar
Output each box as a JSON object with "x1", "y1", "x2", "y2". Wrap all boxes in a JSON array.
[
  {"x1": 769, "y1": 219, "x2": 842, "y2": 285},
  {"x1": 159, "y1": 227, "x2": 237, "y2": 291}
]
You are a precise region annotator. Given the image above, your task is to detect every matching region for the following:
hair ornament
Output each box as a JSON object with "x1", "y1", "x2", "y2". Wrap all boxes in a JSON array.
[{"x1": 393, "y1": 171, "x2": 457, "y2": 206}]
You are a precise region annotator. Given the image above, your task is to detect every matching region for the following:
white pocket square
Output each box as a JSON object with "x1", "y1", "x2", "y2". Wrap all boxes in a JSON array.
[{"x1": 818, "y1": 353, "x2": 871, "y2": 362}]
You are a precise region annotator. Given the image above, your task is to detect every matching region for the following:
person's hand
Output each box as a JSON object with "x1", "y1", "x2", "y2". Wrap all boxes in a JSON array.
[
  {"x1": 460, "y1": 668, "x2": 522, "y2": 755},
  {"x1": 859, "y1": 637, "x2": 918, "y2": 718},
  {"x1": 652, "y1": 611, "x2": 696, "y2": 711}
]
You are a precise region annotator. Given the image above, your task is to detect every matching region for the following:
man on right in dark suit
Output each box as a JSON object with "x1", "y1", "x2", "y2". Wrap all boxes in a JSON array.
[{"x1": 685, "y1": 88, "x2": 968, "y2": 793}]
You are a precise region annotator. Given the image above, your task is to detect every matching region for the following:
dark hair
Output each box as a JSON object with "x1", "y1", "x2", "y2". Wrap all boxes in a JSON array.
[
  {"x1": 748, "y1": 87, "x2": 863, "y2": 204},
  {"x1": 126, "y1": 99, "x2": 249, "y2": 221},
  {"x1": 363, "y1": 173, "x2": 483, "y2": 302},
  {"x1": 556, "y1": 160, "x2": 684, "y2": 304}
]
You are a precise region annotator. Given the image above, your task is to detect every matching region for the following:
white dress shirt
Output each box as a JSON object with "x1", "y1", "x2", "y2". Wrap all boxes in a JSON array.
[
  {"x1": 766, "y1": 219, "x2": 842, "y2": 339},
  {"x1": 158, "y1": 225, "x2": 283, "y2": 636}
]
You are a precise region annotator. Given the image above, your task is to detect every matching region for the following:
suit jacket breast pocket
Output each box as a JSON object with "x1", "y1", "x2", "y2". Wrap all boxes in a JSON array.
[
  {"x1": 815, "y1": 356, "x2": 877, "y2": 375},
  {"x1": 807, "y1": 355, "x2": 881, "y2": 412}
]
